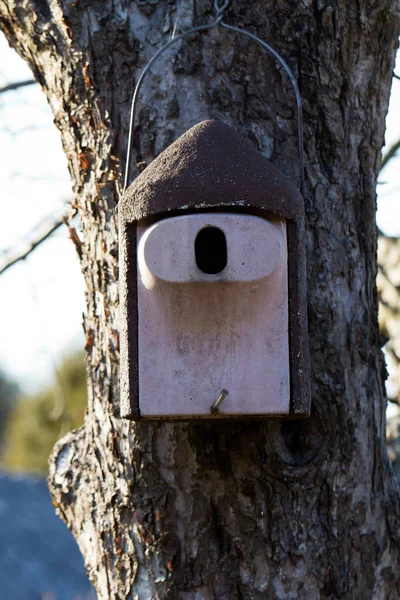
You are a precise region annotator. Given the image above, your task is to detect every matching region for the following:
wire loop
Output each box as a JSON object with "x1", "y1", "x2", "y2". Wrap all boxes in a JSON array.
[
  {"x1": 123, "y1": 5, "x2": 305, "y2": 198},
  {"x1": 214, "y1": 0, "x2": 230, "y2": 18}
]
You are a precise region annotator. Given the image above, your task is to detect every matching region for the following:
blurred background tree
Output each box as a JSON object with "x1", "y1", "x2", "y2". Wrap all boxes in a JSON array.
[
  {"x1": 0, "y1": 351, "x2": 86, "y2": 474},
  {"x1": 0, "y1": 369, "x2": 18, "y2": 449}
]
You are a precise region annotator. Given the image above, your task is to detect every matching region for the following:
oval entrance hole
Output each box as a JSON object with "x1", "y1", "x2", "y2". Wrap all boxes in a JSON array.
[{"x1": 195, "y1": 226, "x2": 227, "y2": 275}]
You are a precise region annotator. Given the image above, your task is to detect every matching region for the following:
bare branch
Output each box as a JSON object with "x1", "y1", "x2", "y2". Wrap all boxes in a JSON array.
[
  {"x1": 388, "y1": 396, "x2": 400, "y2": 406},
  {"x1": 393, "y1": 72, "x2": 400, "y2": 81},
  {"x1": 0, "y1": 79, "x2": 36, "y2": 95},
  {"x1": 381, "y1": 138, "x2": 400, "y2": 171},
  {"x1": 0, "y1": 214, "x2": 67, "y2": 276},
  {"x1": 378, "y1": 262, "x2": 400, "y2": 297}
]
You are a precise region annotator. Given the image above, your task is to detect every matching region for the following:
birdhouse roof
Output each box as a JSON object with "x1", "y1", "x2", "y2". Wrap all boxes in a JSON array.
[{"x1": 119, "y1": 119, "x2": 303, "y2": 222}]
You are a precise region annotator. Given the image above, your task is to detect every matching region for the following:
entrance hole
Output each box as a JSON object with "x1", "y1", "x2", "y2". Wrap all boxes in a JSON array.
[{"x1": 195, "y1": 226, "x2": 227, "y2": 274}]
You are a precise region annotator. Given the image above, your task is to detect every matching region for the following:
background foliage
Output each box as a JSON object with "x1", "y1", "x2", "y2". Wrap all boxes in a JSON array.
[
  {"x1": 0, "y1": 369, "x2": 18, "y2": 447},
  {"x1": 0, "y1": 351, "x2": 86, "y2": 474}
]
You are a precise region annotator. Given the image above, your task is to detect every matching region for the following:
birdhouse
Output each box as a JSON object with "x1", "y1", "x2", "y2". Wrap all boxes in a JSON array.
[{"x1": 119, "y1": 120, "x2": 310, "y2": 420}]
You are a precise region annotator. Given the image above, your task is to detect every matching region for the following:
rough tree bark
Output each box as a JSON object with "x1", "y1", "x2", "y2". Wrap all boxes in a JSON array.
[{"x1": 1, "y1": 0, "x2": 400, "y2": 598}]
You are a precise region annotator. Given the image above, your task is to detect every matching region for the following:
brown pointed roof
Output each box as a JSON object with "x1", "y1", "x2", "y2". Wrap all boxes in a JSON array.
[{"x1": 119, "y1": 120, "x2": 303, "y2": 222}]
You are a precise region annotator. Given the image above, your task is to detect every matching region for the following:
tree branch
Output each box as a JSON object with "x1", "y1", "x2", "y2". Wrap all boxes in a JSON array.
[
  {"x1": 378, "y1": 262, "x2": 400, "y2": 295},
  {"x1": 0, "y1": 214, "x2": 67, "y2": 276},
  {"x1": 381, "y1": 138, "x2": 400, "y2": 170},
  {"x1": 0, "y1": 79, "x2": 36, "y2": 95}
]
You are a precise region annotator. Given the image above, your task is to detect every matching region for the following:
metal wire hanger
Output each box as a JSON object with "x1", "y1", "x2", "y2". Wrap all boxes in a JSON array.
[{"x1": 124, "y1": 0, "x2": 306, "y2": 198}]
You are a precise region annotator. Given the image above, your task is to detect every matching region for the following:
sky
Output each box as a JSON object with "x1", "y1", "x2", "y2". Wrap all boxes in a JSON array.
[
  {"x1": 0, "y1": 34, "x2": 399, "y2": 398},
  {"x1": 0, "y1": 34, "x2": 84, "y2": 392}
]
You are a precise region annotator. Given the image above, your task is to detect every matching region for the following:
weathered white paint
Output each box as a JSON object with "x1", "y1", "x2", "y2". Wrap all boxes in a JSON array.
[{"x1": 137, "y1": 213, "x2": 290, "y2": 417}]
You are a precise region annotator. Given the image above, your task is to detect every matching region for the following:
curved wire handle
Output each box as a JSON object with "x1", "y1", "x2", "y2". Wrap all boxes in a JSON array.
[{"x1": 124, "y1": 2, "x2": 306, "y2": 198}]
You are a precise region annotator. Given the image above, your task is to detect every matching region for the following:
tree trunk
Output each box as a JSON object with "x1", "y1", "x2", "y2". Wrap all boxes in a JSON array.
[{"x1": 1, "y1": 1, "x2": 400, "y2": 598}]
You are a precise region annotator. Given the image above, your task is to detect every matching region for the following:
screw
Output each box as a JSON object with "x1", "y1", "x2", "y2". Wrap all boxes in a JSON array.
[{"x1": 210, "y1": 389, "x2": 229, "y2": 414}]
